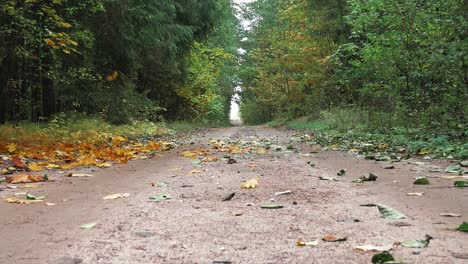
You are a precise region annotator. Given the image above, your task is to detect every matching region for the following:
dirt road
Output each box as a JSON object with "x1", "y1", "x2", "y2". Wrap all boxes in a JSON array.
[{"x1": 0, "y1": 126, "x2": 467, "y2": 264}]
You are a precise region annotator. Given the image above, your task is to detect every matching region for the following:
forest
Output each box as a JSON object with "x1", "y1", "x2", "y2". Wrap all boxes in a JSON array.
[
  {"x1": 0, "y1": 0, "x2": 239, "y2": 124},
  {"x1": 0, "y1": 0, "x2": 467, "y2": 152}
]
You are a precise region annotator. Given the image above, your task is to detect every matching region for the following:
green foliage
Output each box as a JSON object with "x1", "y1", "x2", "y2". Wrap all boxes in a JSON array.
[{"x1": 0, "y1": 0, "x2": 239, "y2": 125}]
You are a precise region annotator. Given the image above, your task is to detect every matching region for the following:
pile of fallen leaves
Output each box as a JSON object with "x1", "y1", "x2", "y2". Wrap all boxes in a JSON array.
[
  {"x1": 209, "y1": 139, "x2": 268, "y2": 155},
  {"x1": 0, "y1": 130, "x2": 175, "y2": 175}
]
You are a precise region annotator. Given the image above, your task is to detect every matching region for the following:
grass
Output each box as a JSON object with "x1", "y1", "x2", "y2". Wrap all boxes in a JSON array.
[{"x1": 270, "y1": 108, "x2": 468, "y2": 160}]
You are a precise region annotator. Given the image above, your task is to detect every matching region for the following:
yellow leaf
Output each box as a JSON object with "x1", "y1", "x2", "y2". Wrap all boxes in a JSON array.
[
  {"x1": 28, "y1": 163, "x2": 44, "y2": 172},
  {"x1": 21, "y1": 184, "x2": 41, "y2": 189},
  {"x1": 67, "y1": 173, "x2": 93, "y2": 177},
  {"x1": 62, "y1": 49, "x2": 71, "y2": 54},
  {"x1": 44, "y1": 38, "x2": 56, "y2": 47},
  {"x1": 4, "y1": 197, "x2": 43, "y2": 204},
  {"x1": 96, "y1": 162, "x2": 112, "y2": 168},
  {"x1": 45, "y1": 163, "x2": 60, "y2": 169},
  {"x1": 105, "y1": 71, "x2": 118, "y2": 81},
  {"x1": 247, "y1": 163, "x2": 258, "y2": 168},
  {"x1": 256, "y1": 148, "x2": 267, "y2": 155},
  {"x1": 241, "y1": 177, "x2": 259, "y2": 189},
  {"x1": 68, "y1": 40, "x2": 78, "y2": 46},
  {"x1": 187, "y1": 169, "x2": 202, "y2": 174},
  {"x1": 201, "y1": 156, "x2": 219, "y2": 162},
  {"x1": 7, "y1": 143, "x2": 17, "y2": 153},
  {"x1": 181, "y1": 151, "x2": 198, "y2": 159},
  {"x1": 58, "y1": 22, "x2": 72, "y2": 28}
]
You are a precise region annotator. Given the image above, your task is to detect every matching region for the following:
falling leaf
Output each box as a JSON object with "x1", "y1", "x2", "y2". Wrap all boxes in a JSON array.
[
  {"x1": 5, "y1": 174, "x2": 45, "y2": 184},
  {"x1": 149, "y1": 194, "x2": 171, "y2": 201},
  {"x1": 354, "y1": 244, "x2": 393, "y2": 252},
  {"x1": 297, "y1": 239, "x2": 319, "y2": 247},
  {"x1": 103, "y1": 193, "x2": 130, "y2": 200},
  {"x1": 67, "y1": 173, "x2": 93, "y2": 177},
  {"x1": 401, "y1": 235, "x2": 432, "y2": 248},
  {"x1": 322, "y1": 234, "x2": 347, "y2": 242},
  {"x1": 406, "y1": 192, "x2": 424, "y2": 196},
  {"x1": 440, "y1": 213, "x2": 461, "y2": 217},
  {"x1": 241, "y1": 178, "x2": 259, "y2": 189},
  {"x1": 457, "y1": 222, "x2": 468, "y2": 232},
  {"x1": 28, "y1": 163, "x2": 44, "y2": 171},
  {"x1": 80, "y1": 222, "x2": 97, "y2": 230},
  {"x1": 260, "y1": 204, "x2": 283, "y2": 209}
]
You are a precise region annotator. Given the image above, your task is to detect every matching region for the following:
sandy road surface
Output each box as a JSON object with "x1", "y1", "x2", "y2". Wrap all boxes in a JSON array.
[{"x1": 0, "y1": 126, "x2": 467, "y2": 264}]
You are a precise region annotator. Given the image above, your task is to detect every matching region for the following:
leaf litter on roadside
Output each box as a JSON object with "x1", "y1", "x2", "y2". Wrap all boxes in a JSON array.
[{"x1": 5, "y1": 174, "x2": 45, "y2": 184}]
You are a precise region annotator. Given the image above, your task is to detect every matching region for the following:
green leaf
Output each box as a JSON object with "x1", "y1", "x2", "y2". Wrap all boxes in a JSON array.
[
  {"x1": 413, "y1": 178, "x2": 430, "y2": 185},
  {"x1": 149, "y1": 194, "x2": 171, "y2": 201},
  {"x1": 26, "y1": 193, "x2": 45, "y2": 200},
  {"x1": 260, "y1": 204, "x2": 284, "y2": 209},
  {"x1": 191, "y1": 160, "x2": 202, "y2": 165},
  {"x1": 377, "y1": 204, "x2": 406, "y2": 219},
  {"x1": 454, "y1": 181, "x2": 468, "y2": 187},
  {"x1": 446, "y1": 165, "x2": 461, "y2": 173},
  {"x1": 372, "y1": 252, "x2": 395, "y2": 264},
  {"x1": 401, "y1": 235, "x2": 432, "y2": 248},
  {"x1": 457, "y1": 222, "x2": 468, "y2": 232}
]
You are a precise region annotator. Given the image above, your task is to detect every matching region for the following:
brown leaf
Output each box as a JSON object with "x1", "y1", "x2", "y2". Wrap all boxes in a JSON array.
[
  {"x1": 322, "y1": 234, "x2": 347, "y2": 242},
  {"x1": 5, "y1": 174, "x2": 45, "y2": 184},
  {"x1": 12, "y1": 156, "x2": 27, "y2": 168}
]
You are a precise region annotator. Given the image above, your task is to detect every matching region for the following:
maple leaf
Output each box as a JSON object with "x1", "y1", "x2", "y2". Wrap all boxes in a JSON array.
[{"x1": 241, "y1": 178, "x2": 259, "y2": 189}]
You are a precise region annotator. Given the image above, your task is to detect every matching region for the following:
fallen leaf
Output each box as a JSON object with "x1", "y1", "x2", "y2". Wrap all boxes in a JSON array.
[
  {"x1": 354, "y1": 244, "x2": 393, "y2": 252},
  {"x1": 322, "y1": 234, "x2": 347, "y2": 242},
  {"x1": 187, "y1": 169, "x2": 202, "y2": 174},
  {"x1": 247, "y1": 163, "x2": 258, "y2": 168},
  {"x1": 96, "y1": 162, "x2": 112, "y2": 168},
  {"x1": 377, "y1": 204, "x2": 406, "y2": 219},
  {"x1": 45, "y1": 202, "x2": 56, "y2": 206},
  {"x1": 21, "y1": 184, "x2": 41, "y2": 189},
  {"x1": 260, "y1": 204, "x2": 283, "y2": 209},
  {"x1": 457, "y1": 222, "x2": 468, "y2": 232},
  {"x1": 414, "y1": 178, "x2": 430, "y2": 185},
  {"x1": 401, "y1": 235, "x2": 432, "y2": 248},
  {"x1": 169, "y1": 168, "x2": 181, "y2": 172},
  {"x1": 454, "y1": 181, "x2": 468, "y2": 187},
  {"x1": 4, "y1": 197, "x2": 43, "y2": 204},
  {"x1": 103, "y1": 193, "x2": 130, "y2": 200},
  {"x1": 45, "y1": 163, "x2": 60, "y2": 169},
  {"x1": 441, "y1": 175, "x2": 468, "y2": 179},
  {"x1": 80, "y1": 222, "x2": 97, "y2": 230},
  {"x1": 202, "y1": 156, "x2": 219, "y2": 162},
  {"x1": 297, "y1": 239, "x2": 319, "y2": 247},
  {"x1": 26, "y1": 193, "x2": 45, "y2": 200},
  {"x1": 241, "y1": 178, "x2": 259, "y2": 189},
  {"x1": 222, "y1": 192, "x2": 235, "y2": 201},
  {"x1": 446, "y1": 165, "x2": 461, "y2": 173},
  {"x1": 406, "y1": 192, "x2": 424, "y2": 196},
  {"x1": 67, "y1": 173, "x2": 93, "y2": 177},
  {"x1": 149, "y1": 194, "x2": 171, "y2": 201},
  {"x1": 274, "y1": 190, "x2": 292, "y2": 196},
  {"x1": 28, "y1": 163, "x2": 44, "y2": 171},
  {"x1": 12, "y1": 156, "x2": 27, "y2": 168},
  {"x1": 371, "y1": 252, "x2": 395, "y2": 264},
  {"x1": 319, "y1": 176, "x2": 338, "y2": 181},
  {"x1": 5, "y1": 174, "x2": 45, "y2": 184},
  {"x1": 439, "y1": 213, "x2": 461, "y2": 217},
  {"x1": 191, "y1": 160, "x2": 202, "y2": 165}
]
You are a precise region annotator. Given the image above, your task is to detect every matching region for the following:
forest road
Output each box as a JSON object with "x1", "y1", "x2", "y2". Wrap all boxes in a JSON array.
[{"x1": 0, "y1": 126, "x2": 467, "y2": 264}]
